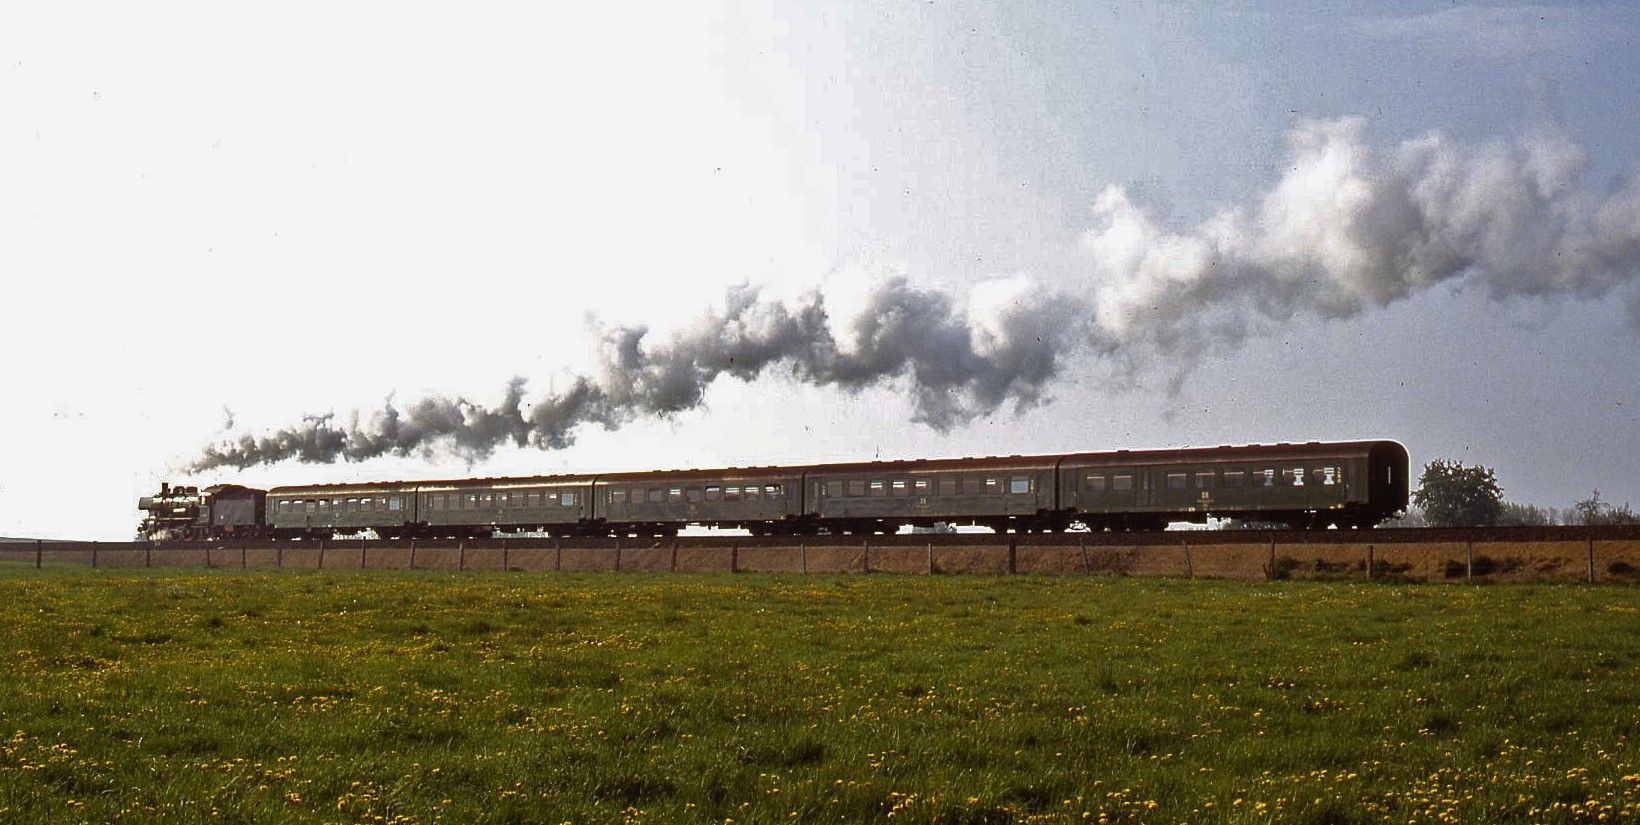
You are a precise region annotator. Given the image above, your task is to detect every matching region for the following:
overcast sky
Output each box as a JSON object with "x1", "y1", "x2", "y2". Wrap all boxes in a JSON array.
[{"x1": 4, "y1": 1, "x2": 1639, "y2": 539}]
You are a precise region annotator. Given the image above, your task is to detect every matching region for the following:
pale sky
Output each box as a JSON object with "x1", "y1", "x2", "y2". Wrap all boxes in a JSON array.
[{"x1": 4, "y1": 1, "x2": 1639, "y2": 539}]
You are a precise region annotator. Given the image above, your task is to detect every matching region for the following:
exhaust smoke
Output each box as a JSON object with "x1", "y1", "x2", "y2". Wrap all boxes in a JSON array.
[{"x1": 188, "y1": 117, "x2": 1640, "y2": 471}]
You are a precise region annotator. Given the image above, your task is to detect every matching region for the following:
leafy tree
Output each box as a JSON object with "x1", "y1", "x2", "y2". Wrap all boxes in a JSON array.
[
  {"x1": 1571, "y1": 490, "x2": 1639, "y2": 526},
  {"x1": 1412, "y1": 460, "x2": 1503, "y2": 527},
  {"x1": 1496, "y1": 501, "x2": 1554, "y2": 526}
]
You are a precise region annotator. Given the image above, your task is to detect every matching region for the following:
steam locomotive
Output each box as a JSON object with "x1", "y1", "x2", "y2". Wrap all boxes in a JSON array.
[{"x1": 139, "y1": 441, "x2": 1408, "y2": 541}]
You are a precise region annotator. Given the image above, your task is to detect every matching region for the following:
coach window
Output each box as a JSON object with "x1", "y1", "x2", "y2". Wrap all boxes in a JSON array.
[
  {"x1": 685, "y1": 488, "x2": 701, "y2": 503},
  {"x1": 1261, "y1": 469, "x2": 1277, "y2": 487},
  {"x1": 667, "y1": 488, "x2": 682, "y2": 503},
  {"x1": 1010, "y1": 477, "x2": 1031, "y2": 494},
  {"x1": 1196, "y1": 472, "x2": 1215, "y2": 489},
  {"x1": 1223, "y1": 471, "x2": 1246, "y2": 488},
  {"x1": 1113, "y1": 475, "x2": 1134, "y2": 492},
  {"x1": 743, "y1": 486, "x2": 759, "y2": 501},
  {"x1": 869, "y1": 480, "x2": 887, "y2": 497},
  {"x1": 938, "y1": 478, "x2": 958, "y2": 496},
  {"x1": 562, "y1": 492, "x2": 576, "y2": 506},
  {"x1": 1167, "y1": 473, "x2": 1187, "y2": 490},
  {"x1": 892, "y1": 480, "x2": 910, "y2": 496},
  {"x1": 914, "y1": 479, "x2": 931, "y2": 495},
  {"x1": 611, "y1": 489, "x2": 627, "y2": 505},
  {"x1": 825, "y1": 481, "x2": 842, "y2": 498},
  {"x1": 389, "y1": 497, "x2": 402, "y2": 511},
  {"x1": 725, "y1": 486, "x2": 740, "y2": 500},
  {"x1": 847, "y1": 479, "x2": 866, "y2": 497},
  {"x1": 705, "y1": 486, "x2": 722, "y2": 501},
  {"x1": 1287, "y1": 468, "x2": 1305, "y2": 486},
  {"x1": 766, "y1": 485, "x2": 782, "y2": 499},
  {"x1": 962, "y1": 477, "x2": 984, "y2": 495},
  {"x1": 985, "y1": 477, "x2": 1001, "y2": 494},
  {"x1": 643, "y1": 489, "x2": 660, "y2": 503},
  {"x1": 1321, "y1": 467, "x2": 1338, "y2": 485},
  {"x1": 1085, "y1": 475, "x2": 1106, "y2": 492}
]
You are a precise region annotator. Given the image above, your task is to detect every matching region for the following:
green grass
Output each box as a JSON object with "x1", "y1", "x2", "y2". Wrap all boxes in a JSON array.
[{"x1": 1, "y1": 566, "x2": 1638, "y2": 823}]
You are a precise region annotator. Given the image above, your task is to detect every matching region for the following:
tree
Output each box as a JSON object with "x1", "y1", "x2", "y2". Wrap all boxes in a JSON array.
[
  {"x1": 1412, "y1": 460, "x2": 1503, "y2": 527},
  {"x1": 1571, "y1": 490, "x2": 1639, "y2": 526},
  {"x1": 1496, "y1": 501, "x2": 1554, "y2": 526}
]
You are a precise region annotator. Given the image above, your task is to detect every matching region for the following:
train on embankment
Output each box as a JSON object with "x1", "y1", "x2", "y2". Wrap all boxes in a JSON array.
[
  {"x1": 138, "y1": 440, "x2": 1409, "y2": 541},
  {"x1": 137, "y1": 439, "x2": 1410, "y2": 541}
]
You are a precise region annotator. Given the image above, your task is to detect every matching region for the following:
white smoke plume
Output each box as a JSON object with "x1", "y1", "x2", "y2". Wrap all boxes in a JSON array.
[
  {"x1": 1084, "y1": 117, "x2": 1640, "y2": 363},
  {"x1": 188, "y1": 116, "x2": 1640, "y2": 470}
]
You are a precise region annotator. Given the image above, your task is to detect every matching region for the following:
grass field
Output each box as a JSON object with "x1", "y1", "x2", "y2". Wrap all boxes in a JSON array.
[{"x1": 1, "y1": 566, "x2": 1637, "y2": 824}]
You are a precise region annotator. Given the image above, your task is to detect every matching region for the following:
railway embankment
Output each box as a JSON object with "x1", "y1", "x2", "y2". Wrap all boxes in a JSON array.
[{"x1": 5, "y1": 526, "x2": 1640, "y2": 582}]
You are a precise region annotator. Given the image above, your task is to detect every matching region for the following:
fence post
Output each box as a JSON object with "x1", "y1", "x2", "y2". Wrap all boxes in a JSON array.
[
  {"x1": 1182, "y1": 540, "x2": 1193, "y2": 578},
  {"x1": 800, "y1": 541, "x2": 807, "y2": 575},
  {"x1": 1269, "y1": 538, "x2": 1277, "y2": 579},
  {"x1": 277, "y1": 544, "x2": 283, "y2": 569},
  {"x1": 1588, "y1": 537, "x2": 1596, "y2": 584},
  {"x1": 614, "y1": 539, "x2": 621, "y2": 572},
  {"x1": 458, "y1": 542, "x2": 466, "y2": 572},
  {"x1": 145, "y1": 542, "x2": 151, "y2": 568},
  {"x1": 1366, "y1": 544, "x2": 1374, "y2": 580},
  {"x1": 204, "y1": 544, "x2": 210, "y2": 569},
  {"x1": 1007, "y1": 537, "x2": 1017, "y2": 575},
  {"x1": 318, "y1": 540, "x2": 326, "y2": 570},
  {"x1": 92, "y1": 543, "x2": 99, "y2": 569},
  {"x1": 502, "y1": 538, "x2": 509, "y2": 572},
  {"x1": 670, "y1": 540, "x2": 678, "y2": 573},
  {"x1": 241, "y1": 543, "x2": 247, "y2": 570},
  {"x1": 731, "y1": 544, "x2": 738, "y2": 574},
  {"x1": 862, "y1": 538, "x2": 870, "y2": 574},
  {"x1": 1465, "y1": 541, "x2": 1473, "y2": 580},
  {"x1": 555, "y1": 540, "x2": 562, "y2": 572},
  {"x1": 1080, "y1": 537, "x2": 1089, "y2": 575},
  {"x1": 409, "y1": 539, "x2": 416, "y2": 570},
  {"x1": 361, "y1": 539, "x2": 367, "y2": 570},
  {"x1": 927, "y1": 542, "x2": 934, "y2": 575}
]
